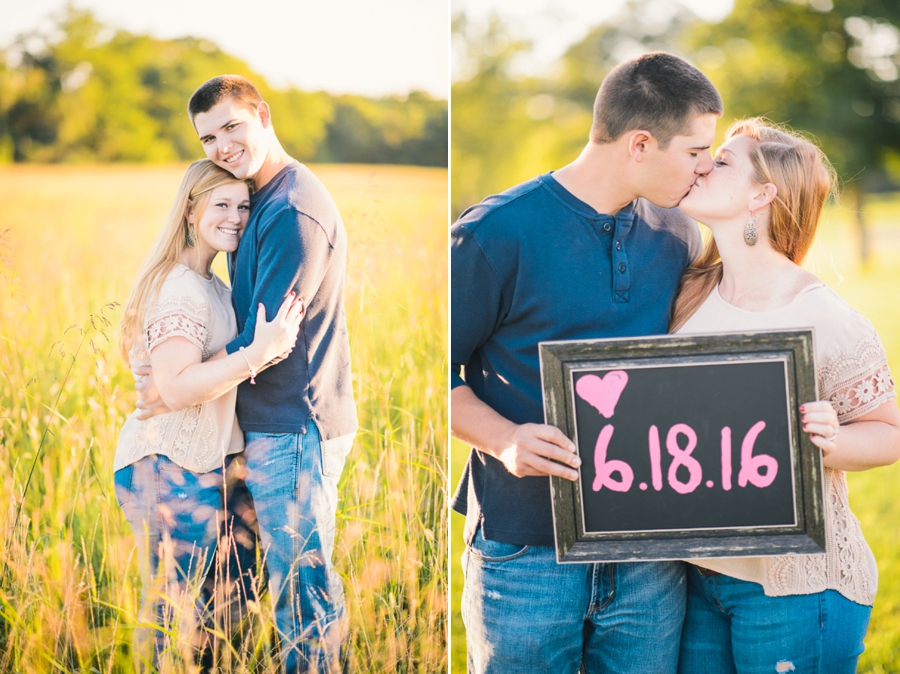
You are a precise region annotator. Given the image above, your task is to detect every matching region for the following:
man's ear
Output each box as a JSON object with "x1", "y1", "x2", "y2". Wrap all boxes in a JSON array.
[
  {"x1": 628, "y1": 130, "x2": 655, "y2": 162},
  {"x1": 257, "y1": 101, "x2": 272, "y2": 129}
]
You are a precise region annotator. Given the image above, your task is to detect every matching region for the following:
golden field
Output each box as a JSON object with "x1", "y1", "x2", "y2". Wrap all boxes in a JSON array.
[{"x1": 0, "y1": 163, "x2": 447, "y2": 673}]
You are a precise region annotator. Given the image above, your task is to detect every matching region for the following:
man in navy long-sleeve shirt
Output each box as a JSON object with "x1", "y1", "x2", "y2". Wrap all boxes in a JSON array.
[
  {"x1": 452, "y1": 53, "x2": 721, "y2": 673},
  {"x1": 189, "y1": 75, "x2": 356, "y2": 674}
]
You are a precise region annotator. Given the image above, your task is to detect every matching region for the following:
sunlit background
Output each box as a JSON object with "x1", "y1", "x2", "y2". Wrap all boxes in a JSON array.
[
  {"x1": 450, "y1": 0, "x2": 900, "y2": 671},
  {"x1": 0, "y1": 1, "x2": 449, "y2": 671},
  {"x1": 453, "y1": 0, "x2": 733, "y2": 80},
  {"x1": 0, "y1": 0, "x2": 448, "y2": 167},
  {"x1": 3, "y1": 0, "x2": 448, "y2": 97}
]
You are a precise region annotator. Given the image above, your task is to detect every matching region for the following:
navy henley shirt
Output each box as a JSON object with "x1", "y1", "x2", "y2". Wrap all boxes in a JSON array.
[{"x1": 451, "y1": 172, "x2": 701, "y2": 547}]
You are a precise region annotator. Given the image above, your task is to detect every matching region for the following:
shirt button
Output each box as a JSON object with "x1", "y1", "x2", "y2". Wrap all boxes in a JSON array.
[
  {"x1": 602, "y1": 222, "x2": 612, "y2": 233},
  {"x1": 619, "y1": 262, "x2": 627, "y2": 273},
  {"x1": 615, "y1": 241, "x2": 622, "y2": 251}
]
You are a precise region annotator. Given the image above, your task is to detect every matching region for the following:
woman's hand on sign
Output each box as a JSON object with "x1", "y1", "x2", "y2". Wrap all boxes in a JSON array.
[
  {"x1": 497, "y1": 422, "x2": 582, "y2": 481},
  {"x1": 800, "y1": 400, "x2": 840, "y2": 457}
]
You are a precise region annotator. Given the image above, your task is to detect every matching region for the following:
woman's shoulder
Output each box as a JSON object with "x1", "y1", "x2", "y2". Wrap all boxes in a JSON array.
[
  {"x1": 158, "y1": 264, "x2": 210, "y2": 298},
  {"x1": 801, "y1": 284, "x2": 873, "y2": 335},
  {"x1": 800, "y1": 284, "x2": 882, "y2": 364},
  {"x1": 149, "y1": 264, "x2": 211, "y2": 320}
]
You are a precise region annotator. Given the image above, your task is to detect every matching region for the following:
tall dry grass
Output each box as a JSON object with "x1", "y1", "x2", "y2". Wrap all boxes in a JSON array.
[{"x1": 0, "y1": 163, "x2": 447, "y2": 673}]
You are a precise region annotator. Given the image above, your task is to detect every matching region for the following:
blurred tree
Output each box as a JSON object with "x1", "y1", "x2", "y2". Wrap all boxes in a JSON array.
[
  {"x1": 683, "y1": 0, "x2": 900, "y2": 262},
  {"x1": 452, "y1": 0, "x2": 900, "y2": 261},
  {"x1": 451, "y1": 2, "x2": 695, "y2": 216},
  {"x1": 0, "y1": 6, "x2": 446, "y2": 167},
  {"x1": 451, "y1": 13, "x2": 542, "y2": 215},
  {"x1": 316, "y1": 90, "x2": 447, "y2": 166}
]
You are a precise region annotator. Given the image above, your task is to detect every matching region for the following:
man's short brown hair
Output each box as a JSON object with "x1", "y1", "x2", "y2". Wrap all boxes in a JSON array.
[
  {"x1": 188, "y1": 75, "x2": 263, "y2": 120},
  {"x1": 590, "y1": 52, "x2": 722, "y2": 149}
]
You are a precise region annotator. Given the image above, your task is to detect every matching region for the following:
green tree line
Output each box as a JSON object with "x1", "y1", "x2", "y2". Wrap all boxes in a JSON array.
[
  {"x1": 452, "y1": 0, "x2": 900, "y2": 261},
  {"x1": 0, "y1": 7, "x2": 447, "y2": 167}
]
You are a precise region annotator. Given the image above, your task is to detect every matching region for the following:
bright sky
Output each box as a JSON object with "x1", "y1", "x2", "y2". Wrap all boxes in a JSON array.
[
  {"x1": 0, "y1": 0, "x2": 449, "y2": 98},
  {"x1": 452, "y1": 0, "x2": 734, "y2": 79}
]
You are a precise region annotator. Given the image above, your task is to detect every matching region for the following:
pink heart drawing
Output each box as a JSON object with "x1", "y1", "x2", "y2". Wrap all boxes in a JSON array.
[{"x1": 575, "y1": 371, "x2": 629, "y2": 419}]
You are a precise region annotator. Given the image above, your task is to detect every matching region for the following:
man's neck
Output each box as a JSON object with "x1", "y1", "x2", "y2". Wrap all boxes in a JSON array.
[
  {"x1": 253, "y1": 140, "x2": 295, "y2": 191},
  {"x1": 553, "y1": 142, "x2": 637, "y2": 216}
]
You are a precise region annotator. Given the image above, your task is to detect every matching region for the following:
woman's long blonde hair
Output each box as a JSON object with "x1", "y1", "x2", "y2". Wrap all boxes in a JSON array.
[
  {"x1": 669, "y1": 118, "x2": 836, "y2": 332},
  {"x1": 118, "y1": 159, "x2": 251, "y2": 361}
]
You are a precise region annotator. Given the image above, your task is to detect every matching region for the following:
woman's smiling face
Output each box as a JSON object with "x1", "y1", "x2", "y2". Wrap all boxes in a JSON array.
[{"x1": 191, "y1": 181, "x2": 250, "y2": 260}]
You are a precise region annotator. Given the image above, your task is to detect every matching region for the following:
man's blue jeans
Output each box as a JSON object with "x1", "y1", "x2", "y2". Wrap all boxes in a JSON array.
[
  {"x1": 242, "y1": 423, "x2": 351, "y2": 674},
  {"x1": 678, "y1": 565, "x2": 872, "y2": 673},
  {"x1": 461, "y1": 526, "x2": 686, "y2": 673}
]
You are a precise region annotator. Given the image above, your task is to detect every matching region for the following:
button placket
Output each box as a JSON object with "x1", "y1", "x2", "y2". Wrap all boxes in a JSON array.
[{"x1": 611, "y1": 209, "x2": 634, "y2": 303}]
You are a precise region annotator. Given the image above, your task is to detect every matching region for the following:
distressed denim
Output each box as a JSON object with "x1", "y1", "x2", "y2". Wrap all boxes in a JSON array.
[
  {"x1": 462, "y1": 527, "x2": 686, "y2": 674},
  {"x1": 115, "y1": 454, "x2": 225, "y2": 671},
  {"x1": 242, "y1": 423, "x2": 351, "y2": 674},
  {"x1": 678, "y1": 565, "x2": 872, "y2": 674}
]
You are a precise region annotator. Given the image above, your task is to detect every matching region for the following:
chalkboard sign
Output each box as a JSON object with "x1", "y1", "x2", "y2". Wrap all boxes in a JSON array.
[{"x1": 539, "y1": 330, "x2": 825, "y2": 563}]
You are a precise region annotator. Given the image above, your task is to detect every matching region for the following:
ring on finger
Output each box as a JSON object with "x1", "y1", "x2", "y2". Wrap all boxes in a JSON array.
[{"x1": 823, "y1": 425, "x2": 840, "y2": 441}]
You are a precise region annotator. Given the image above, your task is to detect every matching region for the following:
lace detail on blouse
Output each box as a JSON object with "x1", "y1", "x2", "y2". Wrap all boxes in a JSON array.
[
  {"x1": 763, "y1": 331, "x2": 893, "y2": 606},
  {"x1": 144, "y1": 292, "x2": 212, "y2": 359},
  {"x1": 818, "y1": 333, "x2": 896, "y2": 423},
  {"x1": 767, "y1": 469, "x2": 876, "y2": 605}
]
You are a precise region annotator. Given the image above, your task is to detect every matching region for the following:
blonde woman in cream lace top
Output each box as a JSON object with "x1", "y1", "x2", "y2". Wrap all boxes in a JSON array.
[
  {"x1": 115, "y1": 160, "x2": 303, "y2": 669},
  {"x1": 671, "y1": 119, "x2": 900, "y2": 673}
]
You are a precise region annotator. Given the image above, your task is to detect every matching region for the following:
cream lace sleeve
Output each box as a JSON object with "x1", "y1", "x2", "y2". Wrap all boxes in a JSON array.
[
  {"x1": 143, "y1": 272, "x2": 211, "y2": 357},
  {"x1": 818, "y1": 318, "x2": 896, "y2": 423}
]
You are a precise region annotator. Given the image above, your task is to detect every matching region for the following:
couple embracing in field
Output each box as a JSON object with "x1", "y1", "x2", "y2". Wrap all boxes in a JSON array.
[
  {"x1": 114, "y1": 75, "x2": 355, "y2": 673},
  {"x1": 452, "y1": 52, "x2": 900, "y2": 673}
]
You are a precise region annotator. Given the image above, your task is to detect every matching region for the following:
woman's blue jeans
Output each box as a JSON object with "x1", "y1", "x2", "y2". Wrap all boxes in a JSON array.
[
  {"x1": 678, "y1": 565, "x2": 872, "y2": 674},
  {"x1": 115, "y1": 454, "x2": 224, "y2": 671},
  {"x1": 461, "y1": 526, "x2": 686, "y2": 674}
]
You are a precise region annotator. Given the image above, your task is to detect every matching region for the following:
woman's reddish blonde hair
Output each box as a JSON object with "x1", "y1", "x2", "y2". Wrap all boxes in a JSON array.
[{"x1": 669, "y1": 118, "x2": 836, "y2": 332}]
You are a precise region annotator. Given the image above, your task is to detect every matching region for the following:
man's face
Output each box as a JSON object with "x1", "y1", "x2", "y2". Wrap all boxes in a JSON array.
[
  {"x1": 194, "y1": 99, "x2": 269, "y2": 181},
  {"x1": 637, "y1": 113, "x2": 718, "y2": 209}
]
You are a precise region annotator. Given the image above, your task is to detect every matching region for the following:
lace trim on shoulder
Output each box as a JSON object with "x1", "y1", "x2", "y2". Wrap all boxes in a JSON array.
[
  {"x1": 145, "y1": 313, "x2": 211, "y2": 357},
  {"x1": 144, "y1": 291, "x2": 211, "y2": 357},
  {"x1": 818, "y1": 333, "x2": 896, "y2": 423}
]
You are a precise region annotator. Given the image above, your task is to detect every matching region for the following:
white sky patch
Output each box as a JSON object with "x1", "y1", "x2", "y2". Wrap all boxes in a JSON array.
[
  {"x1": 452, "y1": 0, "x2": 734, "y2": 80},
  {"x1": 0, "y1": 0, "x2": 449, "y2": 98}
]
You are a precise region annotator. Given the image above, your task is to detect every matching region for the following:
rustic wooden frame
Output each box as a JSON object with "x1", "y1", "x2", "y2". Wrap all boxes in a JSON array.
[{"x1": 539, "y1": 330, "x2": 825, "y2": 563}]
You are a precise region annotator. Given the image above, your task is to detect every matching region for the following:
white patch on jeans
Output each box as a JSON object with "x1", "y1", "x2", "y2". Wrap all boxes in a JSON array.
[
  {"x1": 321, "y1": 431, "x2": 355, "y2": 478},
  {"x1": 775, "y1": 662, "x2": 796, "y2": 673},
  {"x1": 486, "y1": 590, "x2": 502, "y2": 600}
]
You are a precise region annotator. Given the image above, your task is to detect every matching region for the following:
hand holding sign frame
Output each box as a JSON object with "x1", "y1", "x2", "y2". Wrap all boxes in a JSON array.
[{"x1": 539, "y1": 330, "x2": 826, "y2": 563}]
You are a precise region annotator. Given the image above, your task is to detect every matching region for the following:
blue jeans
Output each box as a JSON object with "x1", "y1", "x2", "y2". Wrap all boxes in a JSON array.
[
  {"x1": 115, "y1": 454, "x2": 225, "y2": 671},
  {"x1": 678, "y1": 565, "x2": 872, "y2": 674},
  {"x1": 461, "y1": 527, "x2": 686, "y2": 673},
  {"x1": 242, "y1": 423, "x2": 351, "y2": 674}
]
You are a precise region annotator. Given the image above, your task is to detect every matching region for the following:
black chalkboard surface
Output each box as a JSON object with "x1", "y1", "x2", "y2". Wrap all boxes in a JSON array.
[{"x1": 540, "y1": 330, "x2": 825, "y2": 563}]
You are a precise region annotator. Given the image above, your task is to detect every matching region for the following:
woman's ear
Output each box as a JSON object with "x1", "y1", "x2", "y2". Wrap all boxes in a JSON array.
[
  {"x1": 185, "y1": 207, "x2": 194, "y2": 224},
  {"x1": 750, "y1": 182, "x2": 777, "y2": 211}
]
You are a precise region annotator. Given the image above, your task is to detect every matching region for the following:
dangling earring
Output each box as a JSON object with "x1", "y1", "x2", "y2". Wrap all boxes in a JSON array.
[
  {"x1": 744, "y1": 212, "x2": 758, "y2": 246},
  {"x1": 185, "y1": 224, "x2": 196, "y2": 248}
]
